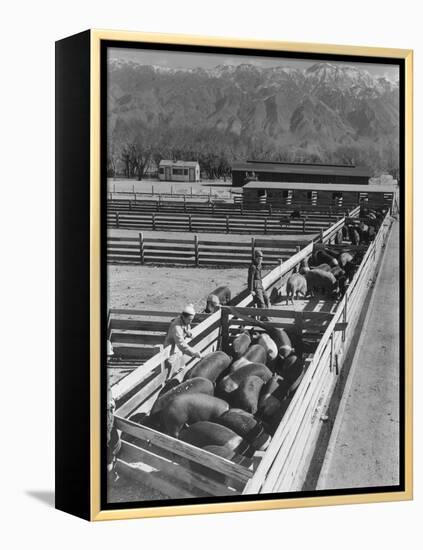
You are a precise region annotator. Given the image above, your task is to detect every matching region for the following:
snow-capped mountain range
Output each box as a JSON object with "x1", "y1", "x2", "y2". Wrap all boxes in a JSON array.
[{"x1": 107, "y1": 60, "x2": 399, "y2": 174}]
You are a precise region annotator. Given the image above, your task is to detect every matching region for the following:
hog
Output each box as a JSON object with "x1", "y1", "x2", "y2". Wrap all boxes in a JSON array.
[{"x1": 285, "y1": 273, "x2": 307, "y2": 305}]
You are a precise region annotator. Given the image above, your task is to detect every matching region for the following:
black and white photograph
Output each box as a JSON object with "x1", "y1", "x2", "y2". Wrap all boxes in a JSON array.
[{"x1": 104, "y1": 42, "x2": 403, "y2": 506}]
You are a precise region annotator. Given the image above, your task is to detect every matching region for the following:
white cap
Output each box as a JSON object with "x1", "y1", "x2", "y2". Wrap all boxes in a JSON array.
[{"x1": 182, "y1": 304, "x2": 196, "y2": 315}]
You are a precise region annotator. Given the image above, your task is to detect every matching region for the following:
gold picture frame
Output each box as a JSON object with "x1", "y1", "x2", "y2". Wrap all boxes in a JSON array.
[{"x1": 55, "y1": 29, "x2": 413, "y2": 521}]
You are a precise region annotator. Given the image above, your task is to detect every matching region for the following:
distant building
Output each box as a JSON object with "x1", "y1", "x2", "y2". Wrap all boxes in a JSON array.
[
  {"x1": 158, "y1": 160, "x2": 200, "y2": 182},
  {"x1": 243, "y1": 181, "x2": 399, "y2": 211},
  {"x1": 232, "y1": 160, "x2": 371, "y2": 187}
]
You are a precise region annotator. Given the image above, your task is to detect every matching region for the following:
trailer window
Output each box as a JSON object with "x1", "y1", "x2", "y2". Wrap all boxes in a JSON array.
[
  {"x1": 172, "y1": 168, "x2": 184, "y2": 175},
  {"x1": 159, "y1": 167, "x2": 164, "y2": 174}
]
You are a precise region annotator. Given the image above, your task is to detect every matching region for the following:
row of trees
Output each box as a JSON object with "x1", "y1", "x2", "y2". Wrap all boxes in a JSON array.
[{"x1": 107, "y1": 119, "x2": 399, "y2": 180}]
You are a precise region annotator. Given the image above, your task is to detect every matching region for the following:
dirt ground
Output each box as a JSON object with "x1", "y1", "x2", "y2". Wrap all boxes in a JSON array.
[
  {"x1": 106, "y1": 230, "x2": 313, "y2": 310},
  {"x1": 108, "y1": 264, "x2": 250, "y2": 311}
]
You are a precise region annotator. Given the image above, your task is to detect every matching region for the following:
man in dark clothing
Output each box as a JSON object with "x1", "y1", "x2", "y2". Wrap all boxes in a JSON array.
[{"x1": 248, "y1": 249, "x2": 270, "y2": 318}]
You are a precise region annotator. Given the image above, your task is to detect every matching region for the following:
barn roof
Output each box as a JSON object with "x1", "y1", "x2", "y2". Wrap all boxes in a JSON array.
[
  {"x1": 243, "y1": 181, "x2": 398, "y2": 193},
  {"x1": 159, "y1": 159, "x2": 199, "y2": 167},
  {"x1": 232, "y1": 161, "x2": 371, "y2": 178}
]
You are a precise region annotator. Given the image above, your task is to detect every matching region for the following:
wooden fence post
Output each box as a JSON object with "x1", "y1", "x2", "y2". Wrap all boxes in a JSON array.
[
  {"x1": 188, "y1": 214, "x2": 192, "y2": 232},
  {"x1": 116, "y1": 212, "x2": 120, "y2": 228},
  {"x1": 152, "y1": 184, "x2": 154, "y2": 195},
  {"x1": 269, "y1": 204, "x2": 272, "y2": 216},
  {"x1": 184, "y1": 195, "x2": 186, "y2": 212},
  {"x1": 133, "y1": 183, "x2": 135, "y2": 193},
  {"x1": 302, "y1": 218, "x2": 306, "y2": 233},
  {"x1": 113, "y1": 183, "x2": 116, "y2": 193},
  {"x1": 320, "y1": 228, "x2": 324, "y2": 243},
  {"x1": 139, "y1": 232, "x2": 144, "y2": 265},
  {"x1": 194, "y1": 235, "x2": 199, "y2": 266},
  {"x1": 342, "y1": 293, "x2": 348, "y2": 342},
  {"x1": 152, "y1": 213, "x2": 156, "y2": 231},
  {"x1": 295, "y1": 311, "x2": 304, "y2": 337},
  {"x1": 226, "y1": 215, "x2": 229, "y2": 233},
  {"x1": 251, "y1": 237, "x2": 256, "y2": 260},
  {"x1": 240, "y1": 202, "x2": 243, "y2": 215},
  {"x1": 221, "y1": 307, "x2": 230, "y2": 354},
  {"x1": 191, "y1": 186, "x2": 193, "y2": 197},
  {"x1": 264, "y1": 218, "x2": 268, "y2": 234}
]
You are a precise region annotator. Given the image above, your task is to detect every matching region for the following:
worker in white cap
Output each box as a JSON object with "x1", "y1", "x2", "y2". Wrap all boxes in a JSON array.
[
  {"x1": 248, "y1": 248, "x2": 270, "y2": 318},
  {"x1": 164, "y1": 304, "x2": 202, "y2": 375}
]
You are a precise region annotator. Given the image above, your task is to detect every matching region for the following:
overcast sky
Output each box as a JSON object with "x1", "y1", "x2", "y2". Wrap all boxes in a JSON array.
[{"x1": 108, "y1": 47, "x2": 400, "y2": 81}]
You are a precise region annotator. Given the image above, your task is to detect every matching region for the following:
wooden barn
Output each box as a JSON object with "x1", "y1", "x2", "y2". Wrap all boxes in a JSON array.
[
  {"x1": 242, "y1": 181, "x2": 399, "y2": 212},
  {"x1": 232, "y1": 160, "x2": 371, "y2": 187},
  {"x1": 158, "y1": 160, "x2": 200, "y2": 182}
]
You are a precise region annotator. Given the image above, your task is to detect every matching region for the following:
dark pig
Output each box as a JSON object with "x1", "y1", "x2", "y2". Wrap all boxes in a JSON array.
[
  {"x1": 205, "y1": 285, "x2": 231, "y2": 313},
  {"x1": 151, "y1": 377, "x2": 214, "y2": 415},
  {"x1": 218, "y1": 362, "x2": 272, "y2": 396},
  {"x1": 349, "y1": 226, "x2": 360, "y2": 245},
  {"x1": 330, "y1": 266, "x2": 346, "y2": 279},
  {"x1": 315, "y1": 249, "x2": 339, "y2": 267},
  {"x1": 305, "y1": 269, "x2": 338, "y2": 297},
  {"x1": 159, "y1": 393, "x2": 229, "y2": 438},
  {"x1": 313, "y1": 263, "x2": 332, "y2": 272},
  {"x1": 229, "y1": 343, "x2": 267, "y2": 372},
  {"x1": 272, "y1": 355, "x2": 305, "y2": 399},
  {"x1": 338, "y1": 251, "x2": 354, "y2": 267},
  {"x1": 216, "y1": 408, "x2": 270, "y2": 451},
  {"x1": 231, "y1": 375, "x2": 265, "y2": 414},
  {"x1": 179, "y1": 421, "x2": 245, "y2": 452},
  {"x1": 226, "y1": 307, "x2": 294, "y2": 360},
  {"x1": 184, "y1": 351, "x2": 231, "y2": 383}
]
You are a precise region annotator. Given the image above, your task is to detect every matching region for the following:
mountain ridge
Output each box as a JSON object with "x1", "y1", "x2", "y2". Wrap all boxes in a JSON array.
[{"x1": 107, "y1": 60, "x2": 399, "y2": 177}]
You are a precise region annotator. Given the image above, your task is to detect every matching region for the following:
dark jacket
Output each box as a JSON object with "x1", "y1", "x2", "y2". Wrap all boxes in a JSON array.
[{"x1": 248, "y1": 260, "x2": 264, "y2": 292}]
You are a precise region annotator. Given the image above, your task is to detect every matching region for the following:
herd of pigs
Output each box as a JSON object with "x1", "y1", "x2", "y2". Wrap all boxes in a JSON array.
[
  {"x1": 129, "y1": 325, "x2": 303, "y2": 464},
  {"x1": 126, "y1": 207, "x2": 387, "y2": 466},
  {"x1": 283, "y1": 207, "x2": 387, "y2": 302}
]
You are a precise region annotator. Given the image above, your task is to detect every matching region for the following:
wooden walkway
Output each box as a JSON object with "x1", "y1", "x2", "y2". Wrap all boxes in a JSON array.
[{"x1": 316, "y1": 219, "x2": 400, "y2": 489}]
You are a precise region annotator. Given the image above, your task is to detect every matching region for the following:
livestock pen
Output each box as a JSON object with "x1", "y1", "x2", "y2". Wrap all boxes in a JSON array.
[
  {"x1": 107, "y1": 235, "x2": 311, "y2": 267},
  {"x1": 108, "y1": 208, "x2": 394, "y2": 500},
  {"x1": 107, "y1": 198, "x2": 349, "y2": 235}
]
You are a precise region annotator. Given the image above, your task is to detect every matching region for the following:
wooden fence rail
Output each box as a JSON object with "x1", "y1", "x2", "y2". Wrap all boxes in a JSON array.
[
  {"x1": 107, "y1": 211, "x2": 338, "y2": 235},
  {"x1": 108, "y1": 197, "x2": 351, "y2": 216},
  {"x1": 107, "y1": 234, "x2": 310, "y2": 266}
]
